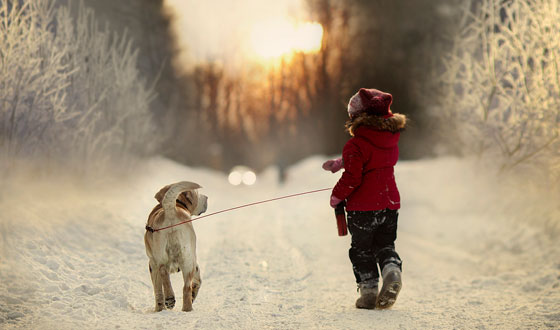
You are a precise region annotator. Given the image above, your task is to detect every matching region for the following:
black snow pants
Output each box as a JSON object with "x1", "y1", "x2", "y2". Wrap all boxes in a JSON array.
[{"x1": 347, "y1": 208, "x2": 402, "y2": 288}]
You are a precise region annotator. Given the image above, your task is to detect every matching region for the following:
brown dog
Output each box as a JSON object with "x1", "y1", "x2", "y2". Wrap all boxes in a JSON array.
[{"x1": 144, "y1": 181, "x2": 207, "y2": 312}]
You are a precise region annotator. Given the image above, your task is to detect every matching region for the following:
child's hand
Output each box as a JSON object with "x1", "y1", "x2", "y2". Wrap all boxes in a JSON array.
[
  {"x1": 322, "y1": 157, "x2": 343, "y2": 173},
  {"x1": 330, "y1": 195, "x2": 343, "y2": 208}
]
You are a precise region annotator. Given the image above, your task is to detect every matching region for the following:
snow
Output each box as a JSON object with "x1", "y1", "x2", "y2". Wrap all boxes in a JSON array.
[{"x1": 1, "y1": 156, "x2": 559, "y2": 329}]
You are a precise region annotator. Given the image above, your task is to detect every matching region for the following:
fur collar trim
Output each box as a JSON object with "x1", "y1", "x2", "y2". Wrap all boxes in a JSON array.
[{"x1": 346, "y1": 113, "x2": 407, "y2": 136}]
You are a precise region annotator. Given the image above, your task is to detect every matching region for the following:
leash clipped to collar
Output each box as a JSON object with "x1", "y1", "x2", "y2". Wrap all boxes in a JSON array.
[
  {"x1": 146, "y1": 188, "x2": 331, "y2": 233},
  {"x1": 146, "y1": 199, "x2": 189, "y2": 232}
]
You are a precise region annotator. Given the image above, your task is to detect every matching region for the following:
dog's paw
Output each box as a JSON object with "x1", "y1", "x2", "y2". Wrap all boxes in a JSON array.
[
  {"x1": 182, "y1": 305, "x2": 193, "y2": 312},
  {"x1": 155, "y1": 302, "x2": 165, "y2": 312},
  {"x1": 165, "y1": 296, "x2": 176, "y2": 309}
]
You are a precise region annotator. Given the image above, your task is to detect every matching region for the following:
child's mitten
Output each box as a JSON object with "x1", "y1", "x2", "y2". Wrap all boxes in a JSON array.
[
  {"x1": 322, "y1": 157, "x2": 343, "y2": 173},
  {"x1": 330, "y1": 195, "x2": 342, "y2": 208}
]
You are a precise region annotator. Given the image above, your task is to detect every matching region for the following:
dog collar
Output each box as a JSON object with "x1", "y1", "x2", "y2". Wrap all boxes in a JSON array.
[{"x1": 146, "y1": 199, "x2": 190, "y2": 233}]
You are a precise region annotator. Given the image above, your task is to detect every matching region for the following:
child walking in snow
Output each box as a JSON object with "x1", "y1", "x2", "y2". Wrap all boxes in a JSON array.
[{"x1": 323, "y1": 88, "x2": 406, "y2": 309}]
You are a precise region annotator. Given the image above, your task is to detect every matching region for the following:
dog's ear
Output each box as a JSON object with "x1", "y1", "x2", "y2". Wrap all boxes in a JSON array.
[
  {"x1": 185, "y1": 190, "x2": 199, "y2": 213},
  {"x1": 154, "y1": 184, "x2": 172, "y2": 204}
]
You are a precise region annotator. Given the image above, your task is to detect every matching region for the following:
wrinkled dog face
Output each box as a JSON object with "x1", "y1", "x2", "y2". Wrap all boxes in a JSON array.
[{"x1": 179, "y1": 190, "x2": 208, "y2": 216}]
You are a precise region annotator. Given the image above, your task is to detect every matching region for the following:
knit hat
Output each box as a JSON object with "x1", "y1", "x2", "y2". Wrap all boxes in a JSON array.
[{"x1": 347, "y1": 88, "x2": 393, "y2": 119}]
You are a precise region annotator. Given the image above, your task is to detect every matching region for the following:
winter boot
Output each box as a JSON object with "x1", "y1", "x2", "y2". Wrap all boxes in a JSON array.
[
  {"x1": 355, "y1": 285, "x2": 378, "y2": 309},
  {"x1": 376, "y1": 264, "x2": 402, "y2": 309}
]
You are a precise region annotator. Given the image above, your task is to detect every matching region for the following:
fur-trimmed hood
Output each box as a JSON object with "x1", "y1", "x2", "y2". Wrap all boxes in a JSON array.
[{"x1": 346, "y1": 112, "x2": 407, "y2": 136}]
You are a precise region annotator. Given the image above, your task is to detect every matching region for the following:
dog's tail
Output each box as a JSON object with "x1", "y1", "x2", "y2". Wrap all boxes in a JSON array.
[{"x1": 162, "y1": 181, "x2": 202, "y2": 218}]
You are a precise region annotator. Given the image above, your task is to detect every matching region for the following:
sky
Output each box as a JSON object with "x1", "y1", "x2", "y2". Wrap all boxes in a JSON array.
[{"x1": 165, "y1": 0, "x2": 313, "y2": 72}]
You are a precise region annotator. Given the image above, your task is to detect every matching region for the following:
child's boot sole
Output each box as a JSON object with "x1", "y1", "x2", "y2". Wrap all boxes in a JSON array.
[{"x1": 376, "y1": 271, "x2": 401, "y2": 309}]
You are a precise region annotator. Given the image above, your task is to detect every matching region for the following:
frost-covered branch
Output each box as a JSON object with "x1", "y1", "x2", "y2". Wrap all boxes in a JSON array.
[
  {"x1": 430, "y1": 0, "x2": 560, "y2": 181},
  {"x1": 0, "y1": 0, "x2": 157, "y2": 174}
]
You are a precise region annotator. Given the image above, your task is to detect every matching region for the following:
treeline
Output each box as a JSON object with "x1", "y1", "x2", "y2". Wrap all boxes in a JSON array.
[
  {"x1": 0, "y1": 0, "x2": 459, "y2": 175},
  {"x1": 71, "y1": 0, "x2": 458, "y2": 171}
]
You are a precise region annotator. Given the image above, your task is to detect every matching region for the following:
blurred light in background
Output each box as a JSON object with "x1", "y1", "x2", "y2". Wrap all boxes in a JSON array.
[
  {"x1": 242, "y1": 170, "x2": 257, "y2": 185},
  {"x1": 228, "y1": 166, "x2": 257, "y2": 186},
  {"x1": 228, "y1": 171, "x2": 243, "y2": 186},
  {"x1": 250, "y1": 20, "x2": 323, "y2": 59},
  {"x1": 165, "y1": 0, "x2": 318, "y2": 72}
]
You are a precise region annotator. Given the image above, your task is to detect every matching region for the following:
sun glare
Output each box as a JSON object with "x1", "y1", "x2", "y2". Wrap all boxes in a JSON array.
[{"x1": 250, "y1": 20, "x2": 323, "y2": 59}]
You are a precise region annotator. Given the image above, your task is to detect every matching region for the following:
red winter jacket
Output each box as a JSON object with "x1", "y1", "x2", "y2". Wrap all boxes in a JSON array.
[{"x1": 332, "y1": 113, "x2": 406, "y2": 211}]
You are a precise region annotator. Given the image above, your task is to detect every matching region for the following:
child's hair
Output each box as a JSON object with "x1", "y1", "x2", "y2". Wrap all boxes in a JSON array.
[{"x1": 345, "y1": 112, "x2": 407, "y2": 136}]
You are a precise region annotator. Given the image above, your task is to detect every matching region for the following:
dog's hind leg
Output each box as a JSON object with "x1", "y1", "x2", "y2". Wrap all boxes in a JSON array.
[
  {"x1": 160, "y1": 266, "x2": 175, "y2": 309},
  {"x1": 180, "y1": 268, "x2": 194, "y2": 312},
  {"x1": 192, "y1": 264, "x2": 201, "y2": 302},
  {"x1": 149, "y1": 263, "x2": 165, "y2": 312}
]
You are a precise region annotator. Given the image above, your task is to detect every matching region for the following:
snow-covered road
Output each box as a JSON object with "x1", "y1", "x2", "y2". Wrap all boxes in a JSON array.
[{"x1": 1, "y1": 157, "x2": 558, "y2": 329}]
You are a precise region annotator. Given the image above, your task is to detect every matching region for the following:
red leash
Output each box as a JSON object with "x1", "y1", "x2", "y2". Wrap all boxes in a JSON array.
[{"x1": 146, "y1": 187, "x2": 332, "y2": 233}]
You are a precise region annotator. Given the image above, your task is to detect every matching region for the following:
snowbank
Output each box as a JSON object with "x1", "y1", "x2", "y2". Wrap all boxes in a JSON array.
[{"x1": 0, "y1": 157, "x2": 558, "y2": 329}]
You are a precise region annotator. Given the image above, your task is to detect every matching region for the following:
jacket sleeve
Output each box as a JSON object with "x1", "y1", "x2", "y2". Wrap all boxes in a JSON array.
[{"x1": 332, "y1": 139, "x2": 364, "y2": 201}]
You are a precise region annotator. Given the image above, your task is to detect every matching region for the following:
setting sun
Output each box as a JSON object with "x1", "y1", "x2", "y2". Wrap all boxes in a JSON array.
[{"x1": 250, "y1": 20, "x2": 323, "y2": 59}]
